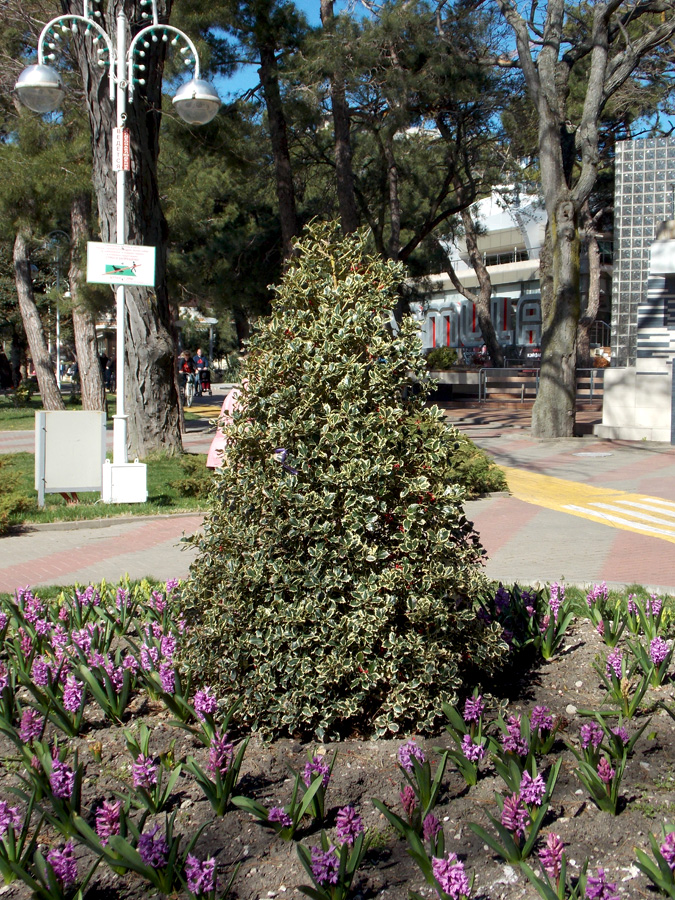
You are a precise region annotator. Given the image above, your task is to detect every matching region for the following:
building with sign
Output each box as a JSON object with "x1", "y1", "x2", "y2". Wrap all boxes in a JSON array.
[{"x1": 418, "y1": 191, "x2": 611, "y2": 362}]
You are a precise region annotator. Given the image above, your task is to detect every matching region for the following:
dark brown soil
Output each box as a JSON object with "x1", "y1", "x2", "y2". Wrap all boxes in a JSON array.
[{"x1": 3, "y1": 617, "x2": 675, "y2": 900}]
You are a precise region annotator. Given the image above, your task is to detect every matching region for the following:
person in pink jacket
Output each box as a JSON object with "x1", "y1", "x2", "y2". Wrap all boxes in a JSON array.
[{"x1": 206, "y1": 383, "x2": 245, "y2": 469}]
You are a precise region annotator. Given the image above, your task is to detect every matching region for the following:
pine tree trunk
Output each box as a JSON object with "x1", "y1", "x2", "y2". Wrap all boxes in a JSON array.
[
  {"x1": 383, "y1": 133, "x2": 401, "y2": 260},
  {"x1": 69, "y1": 194, "x2": 106, "y2": 412},
  {"x1": 531, "y1": 199, "x2": 579, "y2": 438},
  {"x1": 460, "y1": 209, "x2": 504, "y2": 367},
  {"x1": 258, "y1": 42, "x2": 299, "y2": 260},
  {"x1": 320, "y1": 0, "x2": 359, "y2": 235},
  {"x1": 13, "y1": 230, "x2": 66, "y2": 411},
  {"x1": 63, "y1": 0, "x2": 181, "y2": 458}
]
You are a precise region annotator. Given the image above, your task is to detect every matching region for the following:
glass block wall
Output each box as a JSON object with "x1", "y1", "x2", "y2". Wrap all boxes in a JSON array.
[{"x1": 613, "y1": 138, "x2": 675, "y2": 366}]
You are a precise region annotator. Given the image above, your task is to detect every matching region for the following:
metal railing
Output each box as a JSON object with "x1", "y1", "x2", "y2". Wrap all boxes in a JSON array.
[{"x1": 478, "y1": 367, "x2": 604, "y2": 403}]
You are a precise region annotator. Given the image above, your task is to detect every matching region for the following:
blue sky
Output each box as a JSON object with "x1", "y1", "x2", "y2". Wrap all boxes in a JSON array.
[{"x1": 214, "y1": 0, "x2": 342, "y2": 100}]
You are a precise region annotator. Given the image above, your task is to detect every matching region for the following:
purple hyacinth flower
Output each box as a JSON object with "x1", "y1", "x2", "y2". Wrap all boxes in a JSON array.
[
  {"x1": 46, "y1": 841, "x2": 77, "y2": 888},
  {"x1": 611, "y1": 725, "x2": 629, "y2": 745},
  {"x1": 461, "y1": 734, "x2": 485, "y2": 763},
  {"x1": 597, "y1": 757, "x2": 615, "y2": 784},
  {"x1": 159, "y1": 663, "x2": 175, "y2": 695},
  {"x1": 310, "y1": 845, "x2": 340, "y2": 886},
  {"x1": 520, "y1": 771, "x2": 546, "y2": 806},
  {"x1": 549, "y1": 582, "x2": 565, "y2": 622},
  {"x1": 63, "y1": 676, "x2": 83, "y2": 713},
  {"x1": 580, "y1": 721, "x2": 603, "y2": 749},
  {"x1": 400, "y1": 785, "x2": 418, "y2": 818},
  {"x1": 132, "y1": 754, "x2": 157, "y2": 790},
  {"x1": 0, "y1": 663, "x2": 8, "y2": 693},
  {"x1": 627, "y1": 594, "x2": 638, "y2": 615},
  {"x1": 647, "y1": 594, "x2": 663, "y2": 618},
  {"x1": 431, "y1": 853, "x2": 470, "y2": 899},
  {"x1": 166, "y1": 578, "x2": 179, "y2": 593},
  {"x1": 336, "y1": 806, "x2": 363, "y2": 846},
  {"x1": 501, "y1": 716, "x2": 528, "y2": 756},
  {"x1": 138, "y1": 825, "x2": 168, "y2": 869},
  {"x1": 397, "y1": 739, "x2": 426, "y2": 773},
  {"x1": 539, "y1": 832, "x2": 564, "y2": 880},
  {"x1": 193, "y1": 686, "x2": 218, "y2": 721},
  {"x1": 501, "y1": 792, "x2": 529, "y2": 839},
  {"x1": 0, "y1": 801, "x2": 21, "y2": 839},
  {"x1": 423, "y1": 813, "x2": 442, "y2": 842},
  {"x1": 530, "y1": 706, "x2": 553, "y2": 734},
  {"x1": 207, "y1": 732, "x2": 234, "y2": 778},
  {"x1": 660, "y1": 831, "x2": 675, "y2": 870},
  {"x1": 95, "y1": 800, "x2": 122, "y2": 845},
  {"x1": 606, "y1": 648, "x2": 623, "y2": 679},
  {"x1": 185, "y1": 854, "x2": 217, "y2": 896},
  {"x1": 463, "y1": 694, "x2": 485, "y2": 723},
  {"x1": 18, "y1": 709, "x2": 43, "y2": 743},
  {"x1": 268, "y1": 807, "x2": 293, "y2": 828},
  {"x1": 50, "y1": 759, "x2": 75, "y2": 800},
  {"x1": 303, "y1": 755, "x2": 331, "y2": 788},
  {"x1": 494, "y1": 584, "x2": 510, "y2": 612},
  {"x1": 585, "y1": 867, "x2": 620, "y2": 900},
  {"x1": 160, "y1": 634, "x2": 176, "y2": 660},
  {"x1": 32, "y1": 657, "x2": 51, "y2": 687},
  {"x1": 650, "y1": 637, "x2": 670, "y2": 666}
]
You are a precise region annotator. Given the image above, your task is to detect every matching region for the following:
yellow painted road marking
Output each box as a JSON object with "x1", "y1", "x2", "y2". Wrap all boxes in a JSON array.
[{"x1": 502, "y1": 466, "x2": 675, "y2": 544}]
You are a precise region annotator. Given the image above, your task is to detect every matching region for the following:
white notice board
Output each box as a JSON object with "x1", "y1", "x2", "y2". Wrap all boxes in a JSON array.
[
  {"x1": 86, "y1": 242, "x2": 156, "y2": 286},
  {"x1": 35, "y1": 411, "x2": 107, "y2": 506}
]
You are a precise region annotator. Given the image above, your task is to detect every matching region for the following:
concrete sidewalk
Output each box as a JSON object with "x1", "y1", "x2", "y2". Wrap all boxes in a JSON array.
[{"x1": 1, "y1": 400, "x2": 674, "y2": 594}]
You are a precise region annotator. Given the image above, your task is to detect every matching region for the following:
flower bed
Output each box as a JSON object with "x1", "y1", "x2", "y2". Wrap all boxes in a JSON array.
[{"x1": 0, "y1": 580, "x2": 674, "y2": 899}]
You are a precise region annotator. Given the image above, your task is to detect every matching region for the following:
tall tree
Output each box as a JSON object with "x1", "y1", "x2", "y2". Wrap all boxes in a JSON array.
[
  {"x1": 69, "y1": 193, "x2": 106, "y2": 411},
  {"x1": 13, "y1": 229, "x2": 66, "y2": 410},
  {"x1": 481, "y1": 0, "x2": 675, "y2": 437}
]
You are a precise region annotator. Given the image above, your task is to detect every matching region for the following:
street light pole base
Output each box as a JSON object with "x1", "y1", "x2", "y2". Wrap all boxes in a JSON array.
[{"x1": 102, "y1": 459, "x2": 147, "y2": 504}]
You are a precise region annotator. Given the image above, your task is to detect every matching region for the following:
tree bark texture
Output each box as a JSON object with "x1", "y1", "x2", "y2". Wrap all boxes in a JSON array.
[
  {"x1": 62, "y1": 0, "x2": 181, "y2": 458},
  {"x1": 577, "y1": 202, "x2": 601, "y2": 368},
  {"x1": 383, "y1": 133, "x2": 402, "y2": 260},
  {"x1": 320, "y1": 0, "x2": 359, "y2": 235},
  {"x1": 69, "y1": 194, "x2": 106, "y2": 412},
  {"x1": 531, "y1": 200, "x2": 579, "y2": 437},
  {"x1": 13, "y1": 230, "x2": 66, "y2": 411},
  {"x1": 258, "y1": 43, "x2": 299, "y2": 261}
]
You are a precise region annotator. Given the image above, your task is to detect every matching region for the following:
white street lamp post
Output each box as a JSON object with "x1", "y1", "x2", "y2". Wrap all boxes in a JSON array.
[{"x1": 15, "y1": 0, "x2": 219, "y2": 492}]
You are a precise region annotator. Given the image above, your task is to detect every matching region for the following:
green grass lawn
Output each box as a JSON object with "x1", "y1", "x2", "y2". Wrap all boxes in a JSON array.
[
  {"x1": 0, "y1": 390, "x2": 217, "y2": 432},
  {"x1": 2, "y1": 450, "x2": 212, "y2": 527}
]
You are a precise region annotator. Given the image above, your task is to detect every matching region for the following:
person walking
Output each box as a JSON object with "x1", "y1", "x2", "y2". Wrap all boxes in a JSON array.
[{"x1": 193, "y1": 347, "x2": 209, "y2": 396}]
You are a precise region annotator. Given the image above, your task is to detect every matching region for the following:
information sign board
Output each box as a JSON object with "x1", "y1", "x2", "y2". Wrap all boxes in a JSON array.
[{"x1": 86, "y1": 242, "x2": 156, "y2": 286}]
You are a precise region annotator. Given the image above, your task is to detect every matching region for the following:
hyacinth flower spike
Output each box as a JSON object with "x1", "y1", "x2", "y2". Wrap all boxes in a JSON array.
[
  {"x1": 296, "y1": 806, "x2": 371, "y2": 900},
  {"x1": 585, "y1": 582, "x2": 626, "y2": 648},
  {"x1": 538, "y1": 583, "x2": 574, "y2": 660},
  {"x1": 74, "y1": 810, "x2": 206, "y2": 895},
  {"x1": 396, "y1": 740, "x2": 448, "y2": 822},
  {"x1": 592, "y1": 647, "x2": 650, "y2": 718},
  {"x1": 627, "y1": 635, "x2": 674, "y2": 687},
  {"x1": 121, "y1": 725, "x2": 182, "y2": 816},
  {"x1": 284, "y1": 748, "x2": 338, "y2": 824},
  {"x1": 0, "y1": 795, "x2": 44, "y2": 885},
  {"x1": 635, "y1": 823, "x2": 675, "y2": 898},
  {"x1": 233, "y1": 770, "x2": 324, "y2": 840},
  {"x1": 9, "y1": 839, "x2": 101, "y2": 900},
  {"x1": 520, "y1": 833, "x2": 592, "y2": 900},
  {"x1": 185, "y1": 730, "x2": 250, "y2": 816},
  {"x1": 441, "y1": 691, "x2": 489, "y2": 786},
  {"x1": 570, "y1": 711, "x2": 650, "y2": 764},
  {"x1": 468, "y1": 758, "x2": 561, "y2": 863}
]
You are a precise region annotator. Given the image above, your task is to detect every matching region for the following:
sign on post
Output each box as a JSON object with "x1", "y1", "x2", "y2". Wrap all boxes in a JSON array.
[
  {"x1": 112, "y1": 127, "x2": 131, "y2": 172},
  {"x1": 86, "y1": 242, "x2": 156, "y2": 287}
]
